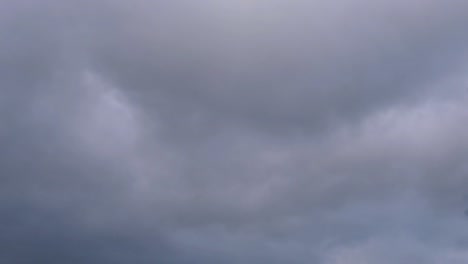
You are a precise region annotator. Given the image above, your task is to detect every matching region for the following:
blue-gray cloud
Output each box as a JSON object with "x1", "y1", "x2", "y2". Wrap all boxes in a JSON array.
[{"x1": 2, "y1": 0, "x2": 468, "y2": 263}]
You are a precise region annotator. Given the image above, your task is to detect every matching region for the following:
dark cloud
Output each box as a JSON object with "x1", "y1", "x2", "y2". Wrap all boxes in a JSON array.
[
  {"x1": 90, "y1": 0, "x2": 468, "y2": 136},
  {"x1": 2, "y1": 0, "x2": 468, "y2": 263}
]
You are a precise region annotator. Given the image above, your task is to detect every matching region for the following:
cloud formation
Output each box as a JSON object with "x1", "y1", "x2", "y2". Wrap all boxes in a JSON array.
[{"x1": 2, "y1": 0, "x2": 468, "y2": 263}]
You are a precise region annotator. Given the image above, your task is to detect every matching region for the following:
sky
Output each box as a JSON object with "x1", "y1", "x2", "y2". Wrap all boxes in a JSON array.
[{"x1": 2, "y1": 0, "x2": 468, "y2": 263}]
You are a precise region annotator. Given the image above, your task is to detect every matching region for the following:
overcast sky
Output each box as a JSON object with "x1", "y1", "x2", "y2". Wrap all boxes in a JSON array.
[{"x1": 2, "y1": 0, "x2": 468, "y2": 263}]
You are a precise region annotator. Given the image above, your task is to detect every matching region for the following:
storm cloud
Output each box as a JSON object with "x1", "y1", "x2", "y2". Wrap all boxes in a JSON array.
[{"x1": 2, "y1": 0, "x2": 468, "y2": 263}]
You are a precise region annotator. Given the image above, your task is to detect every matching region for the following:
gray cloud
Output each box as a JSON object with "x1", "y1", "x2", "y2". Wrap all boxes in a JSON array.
[{"x1": 2, "y1": 0, "x2": 468, "y2": 263}]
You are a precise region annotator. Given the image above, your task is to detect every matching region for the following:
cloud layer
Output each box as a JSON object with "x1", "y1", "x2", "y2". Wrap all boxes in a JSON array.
[{"x1": 2, "y1": 0, "x2": 468, "y2": 263}]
